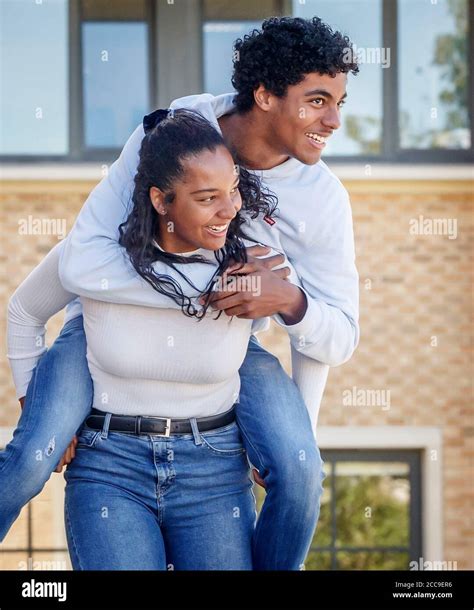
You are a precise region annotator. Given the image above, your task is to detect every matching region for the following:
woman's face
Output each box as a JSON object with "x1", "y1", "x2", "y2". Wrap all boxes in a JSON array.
[{"x1": 150, "y1": 145, "x2": 242, "y2": 253}]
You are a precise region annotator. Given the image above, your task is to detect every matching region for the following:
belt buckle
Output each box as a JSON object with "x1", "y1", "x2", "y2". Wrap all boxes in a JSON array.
[{"x1": 154, "y1": 417, "x2": 171, "y2": 438}]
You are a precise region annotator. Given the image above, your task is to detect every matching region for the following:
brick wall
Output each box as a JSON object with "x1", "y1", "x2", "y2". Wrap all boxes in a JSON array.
[{"x1": 0, "y1": 178, "x2": 472, "y2": 568}]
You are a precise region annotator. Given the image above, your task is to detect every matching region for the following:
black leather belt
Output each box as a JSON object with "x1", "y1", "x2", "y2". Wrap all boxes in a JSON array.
[{"x1": 84, "y1": 406, "x2": 236, "y2": 437}]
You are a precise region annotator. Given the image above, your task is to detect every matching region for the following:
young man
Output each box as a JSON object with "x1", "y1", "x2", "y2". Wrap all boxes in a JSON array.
[{"x1": 3, "y1": 17, "x2": 359, "y2": 570}]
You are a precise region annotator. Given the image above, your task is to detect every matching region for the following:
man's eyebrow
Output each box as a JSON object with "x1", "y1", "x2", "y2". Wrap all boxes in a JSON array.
[{"x1": 304, "y1": 89, "x2": 348, "y2": 102}]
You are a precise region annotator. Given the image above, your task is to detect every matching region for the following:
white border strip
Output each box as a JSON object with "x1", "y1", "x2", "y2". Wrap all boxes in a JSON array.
[{"x1": 0, "y1": 164, "x2": 473, "y2": 181}]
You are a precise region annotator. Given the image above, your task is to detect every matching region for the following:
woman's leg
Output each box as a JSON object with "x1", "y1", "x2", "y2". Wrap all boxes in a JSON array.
[
  {"x1": 66, "y1": 417, "x2": 253, "y2": 570},
  {"x1": 236, "y1": 335, "x2": 326, "y2": 570},
  {"x1": 0, "y1": 315, "x2": 93, "y2": 541},
  {"x1": 65, "y1": 423, "x2": 167, "y2": 570},
  {"x1": 161, "y1": 422, "x2": 255, "y2": 570}
]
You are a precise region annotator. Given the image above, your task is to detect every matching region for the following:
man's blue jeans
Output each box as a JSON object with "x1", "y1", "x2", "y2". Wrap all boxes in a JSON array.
[
  {"x1": 64, "y1": 417, "x2": 254, "y2": 570},
  {"x1": 0, "y1": 316, "x2": 325, "y2": 569}
]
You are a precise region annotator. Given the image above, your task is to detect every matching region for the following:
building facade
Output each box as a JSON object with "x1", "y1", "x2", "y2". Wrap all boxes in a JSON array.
[{"x1": 0, "y1": 0, "x2": 473, "y2": 570}]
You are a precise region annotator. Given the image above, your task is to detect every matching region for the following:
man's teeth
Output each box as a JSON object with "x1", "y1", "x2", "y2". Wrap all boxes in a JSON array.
[
  {"x1": 305, "y1": 132, "x2": 328, "y2": 143},
  {"x1": 207, "y1": 224, "x2": 228, "y2": 232}
]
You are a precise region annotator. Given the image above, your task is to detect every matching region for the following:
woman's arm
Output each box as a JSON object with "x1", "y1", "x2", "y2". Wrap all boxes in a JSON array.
[{"x1": 7, "y1": 242, "x2": 78, "y2": 399}]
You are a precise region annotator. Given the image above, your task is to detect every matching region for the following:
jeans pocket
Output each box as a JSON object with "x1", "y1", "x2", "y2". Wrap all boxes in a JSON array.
[
  {"x1": 200, "y1": 422, "x2": 246, "y2": 457},
  {"x1": 76, "y1": 428, "x2": 100, "y2": 448}
]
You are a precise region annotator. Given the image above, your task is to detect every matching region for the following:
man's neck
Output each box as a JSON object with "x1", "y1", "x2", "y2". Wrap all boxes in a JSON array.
[{"x1": 217, "y1": 111, "x2": 289, "y2": 171}]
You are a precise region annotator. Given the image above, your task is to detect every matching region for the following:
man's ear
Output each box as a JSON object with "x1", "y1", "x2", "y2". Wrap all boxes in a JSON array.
[
  {"x1": 253, "y1": 84, "x2": 272, "y2": 112},
  {"x1": 149, "y1": 186, "x2": 167, "y2": 215}
]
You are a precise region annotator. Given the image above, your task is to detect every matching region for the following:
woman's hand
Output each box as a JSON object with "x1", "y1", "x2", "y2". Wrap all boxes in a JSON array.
[
  {"x1": 252, "y1": 468, "x2": 267, "y2": 489},
  {"x1": 54, "y1": 436, "x2": 78, "y2": 473}
]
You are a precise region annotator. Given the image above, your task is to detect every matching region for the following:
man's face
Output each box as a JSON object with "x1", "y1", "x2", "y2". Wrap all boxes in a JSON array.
[{"x1": 269, "y1": 72, "x2": 347, "y2": 165}]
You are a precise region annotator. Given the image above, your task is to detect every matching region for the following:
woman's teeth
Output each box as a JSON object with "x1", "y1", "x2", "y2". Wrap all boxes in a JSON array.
[
  {"x1": 305, "y1": 132, "x2": 328, "y2": 144},
  {"x1": 206, "y1": 224, "x2": 228, "y2": 233}
]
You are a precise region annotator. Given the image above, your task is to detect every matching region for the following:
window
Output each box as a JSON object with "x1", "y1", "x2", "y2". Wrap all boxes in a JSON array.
[
  {"x1": 0, "y1": 0, "x2": 154, "y2": 161},
  {"x1": 398, "y1": 0, "x2": 470, "y2": 150},
  {"x1": 202, "y1": 0, "x2": 284, "y2": 96},
  {"x1": 255, "y1": 450, "x2": 422, "y2": 570},
  {"x1": 203, "y1": 0, "x2": 473, "y2": 162},
  {"x1": 81, "y1": 0, "x2": 152, "y2": 150},
  {"x1": 294, "y1": 0, "x2": 383, "y2": 156},
  {"x1": 203, "y1": 22, "x2": 262, "y2": 96},
  {"x1": 1, "y1": 0, "x2": 471, "y2": 162},
  {"x1": 291, "y1": 0, "x2": 472, "y2": 161},
  {"x1": 0, "y1": 0, "x2": 69, "y2": 155}
]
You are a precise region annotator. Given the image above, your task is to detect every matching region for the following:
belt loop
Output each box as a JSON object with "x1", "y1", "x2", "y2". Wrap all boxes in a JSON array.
[
  {"x1": 135, "y1": 416, "x2": 142, "y2": 436},
  {"x1": 190, "y1": 418, "x2": 202, "y2": 446},
  {"x1": 101, "y1": 412, "x2": 112, "y2": 439}
]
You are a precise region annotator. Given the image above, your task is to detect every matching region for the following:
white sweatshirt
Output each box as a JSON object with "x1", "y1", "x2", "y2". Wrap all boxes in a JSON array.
[{"x1": 7, "y1": 93, "x2": 359, "y2": 431}]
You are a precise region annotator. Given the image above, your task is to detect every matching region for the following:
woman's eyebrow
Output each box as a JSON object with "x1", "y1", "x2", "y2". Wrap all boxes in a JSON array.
[
  {"x1": 191, "y1": 179, "x2": 239, "y2": 195},
  {"x1": 190, "y1": 188, "x2": 219, "y2": 195}
]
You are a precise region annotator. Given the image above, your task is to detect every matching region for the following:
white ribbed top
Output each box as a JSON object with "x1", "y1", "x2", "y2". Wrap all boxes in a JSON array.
[{"x1": 83, "y1": 297, "x2": 250, "y2": 417}]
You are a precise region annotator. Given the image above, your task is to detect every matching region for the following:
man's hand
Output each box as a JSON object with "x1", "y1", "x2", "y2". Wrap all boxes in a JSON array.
[
  {"x1": 204, "y1": 245, "x2": 307, "y2": 322},
  {"x1": 54, "y1": 436, "x2": 78, "y2": 473}
]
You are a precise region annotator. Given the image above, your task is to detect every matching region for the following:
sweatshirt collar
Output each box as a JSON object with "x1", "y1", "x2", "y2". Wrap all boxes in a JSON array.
[{"x1": 152, "y1": 239, "x2": 217, "y2": 262}]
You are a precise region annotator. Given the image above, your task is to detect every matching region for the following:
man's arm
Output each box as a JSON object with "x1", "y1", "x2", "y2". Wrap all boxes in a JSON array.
[
  {"x1": 290, "y1": 347, "x2": 330, "y2": 434},
  {"x1": 272, "y1": 187, "x2": 359, "y2": 367},
  {"x1": 7, "y1": 242, "x2": 78, "y2": 399},
  {"x1": 207, "y1": 190, "x2": 359, "y2": 366}
]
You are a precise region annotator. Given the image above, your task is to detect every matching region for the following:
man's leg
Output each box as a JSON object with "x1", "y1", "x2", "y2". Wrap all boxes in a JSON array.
[
  {"x1": 0, "y1": 315, "x2": 93, "y2": 541},
  {"x1": 236, "y1": 335, "x2": 326, "y2": 570}
]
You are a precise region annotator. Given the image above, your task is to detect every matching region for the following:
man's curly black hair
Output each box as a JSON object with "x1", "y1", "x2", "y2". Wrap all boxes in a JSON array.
[{"x1": 232, "y1": 16, "x2": 359, "y2": 113}]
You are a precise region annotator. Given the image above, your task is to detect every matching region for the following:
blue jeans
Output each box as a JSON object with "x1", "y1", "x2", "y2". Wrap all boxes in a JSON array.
[
  {"x1": 0, "y1": 316, "x2": 93, "y2": 541},
  {"x1": 0, "y1": 316, "x2": 325, "y2": 570},
  {"x1": 64, "y1": 417, "x2": 255, "y2": 570},
  {"x1": 238, "y1": 336, "x2": 325, "y2": 570}
]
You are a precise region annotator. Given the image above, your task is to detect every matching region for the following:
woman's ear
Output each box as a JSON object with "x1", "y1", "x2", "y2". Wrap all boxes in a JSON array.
[{"x1": 149, "y1": 186, "x2": 167, "y2": 215}]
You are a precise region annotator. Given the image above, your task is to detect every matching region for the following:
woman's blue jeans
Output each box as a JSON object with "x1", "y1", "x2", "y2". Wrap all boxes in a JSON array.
[
  {"x1": 64, "y1": 418, "x2": 254, "y2": 570},
  {"x1": 0, "y1": 315, "x2": 325, "y2": 570}
]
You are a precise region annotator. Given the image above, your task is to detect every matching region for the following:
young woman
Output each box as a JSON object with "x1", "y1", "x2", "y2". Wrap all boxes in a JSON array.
[{"x1": 5, "y1": 109, "x2": 289, "y2": 569}]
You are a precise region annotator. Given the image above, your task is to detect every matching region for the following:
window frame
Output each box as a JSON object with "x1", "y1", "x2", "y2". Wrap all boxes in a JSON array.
[
  {"x1": 202, "y1": 0, "x2": 474, "y2": 164},
  {"x1": 0, "y1": 0, "x2": 472, "y2": 163},
  {"x1": 0, "y1": 0, "x2": 156, "y2": 164},
  {"x1": 313, "y1": 449, "x2": 422, "y2": 570}
]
